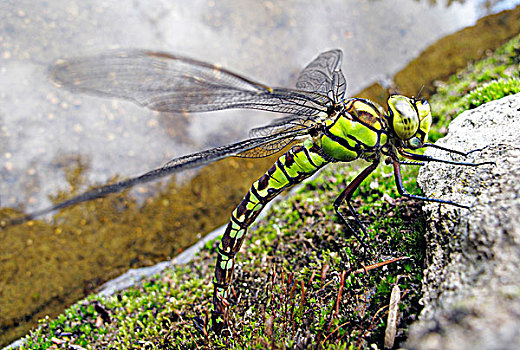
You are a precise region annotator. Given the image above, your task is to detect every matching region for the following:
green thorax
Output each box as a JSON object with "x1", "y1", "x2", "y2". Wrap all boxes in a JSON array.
[{"x1": 318, "y1": 98, "x2": 389, "y2": 162}]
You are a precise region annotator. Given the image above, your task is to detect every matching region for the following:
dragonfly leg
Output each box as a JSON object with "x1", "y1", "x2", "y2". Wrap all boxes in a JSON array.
[
  {"x1": 399, "y1": 149, "x2": 494, "y2": 167},
  {"x1": 333, "y1": 161, "x2": 379, "y2": 253},
  {"x1": 391, "y1": 158, "x2": 470, "y2": 208},
  {"x1": 422, "y1": 143, "x2": 486, "y2": 157},
  {"x1": 397, "y1": 160, "x2": 425, "y2": 167},
  {"x1": 385, "y1": 156, "x2": 425, "y2": 167}
]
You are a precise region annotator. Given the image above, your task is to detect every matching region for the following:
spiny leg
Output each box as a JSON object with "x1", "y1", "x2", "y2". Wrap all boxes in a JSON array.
[
  {"x1": 422, "y1": 143, "x2": 486, "y2": 157},
  {"x1": 394, "y1": 146, "x2": 494, "y2": 207},
  {"x1": 391, "y1": 157, "x2": 469, "y2": 208},
  {"x1": 333, "y1": 161, "x2": 379, "y2": 254},
  {"x1": 396, "y1": 160, "x2": 425, "y2": 167},
  {"x1": 399, "y1": 149, "x2": 494, "y2": 167}
]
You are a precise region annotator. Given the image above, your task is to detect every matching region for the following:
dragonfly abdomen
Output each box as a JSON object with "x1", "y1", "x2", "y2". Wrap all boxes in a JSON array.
[{"x1": 212, "y1": 139, "x2": 329, "y2": 327}]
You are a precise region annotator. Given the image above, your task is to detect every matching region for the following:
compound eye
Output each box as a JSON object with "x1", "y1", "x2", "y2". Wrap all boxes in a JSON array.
[
  {"x1": 413, "y1": 99, "x2": 432, "y2": 146},
  {"x1": 416, "y1": 99, "x2": 431, "y2": 119},
  {"x1": 389, "y1": 96, "x2": 419, "y2": 140}
]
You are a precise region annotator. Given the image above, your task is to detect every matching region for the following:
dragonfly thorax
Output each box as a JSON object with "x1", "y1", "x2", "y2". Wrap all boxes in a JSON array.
[{"x1": 318, "y1": 98, "x2": 389, "y2": 163}]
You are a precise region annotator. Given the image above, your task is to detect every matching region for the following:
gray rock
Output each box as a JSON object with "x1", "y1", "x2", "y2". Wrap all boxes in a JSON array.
[{"x1": 407, "y1": 93, "x2": 520, "y2": 349}]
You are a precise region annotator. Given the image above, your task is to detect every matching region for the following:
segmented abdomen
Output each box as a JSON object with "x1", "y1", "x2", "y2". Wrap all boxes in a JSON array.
[{"x1": 212, "y1": 139, "x2": 329, "y2": 323}]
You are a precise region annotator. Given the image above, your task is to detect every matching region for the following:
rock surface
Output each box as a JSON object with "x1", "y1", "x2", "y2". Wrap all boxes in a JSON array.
[{"x1": 408, "y1": 93, "x2": 520, "y2": 349}]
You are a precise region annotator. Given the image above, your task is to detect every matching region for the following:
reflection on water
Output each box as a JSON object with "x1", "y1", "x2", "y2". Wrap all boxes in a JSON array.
[{"x1": 1, "y1": 0, "x2": 520, "y2": 346}]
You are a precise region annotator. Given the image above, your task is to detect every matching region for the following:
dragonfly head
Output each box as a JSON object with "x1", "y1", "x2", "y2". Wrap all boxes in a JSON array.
[{"x1": 386, "y1": 95, "x2": 431, "y2": 150}]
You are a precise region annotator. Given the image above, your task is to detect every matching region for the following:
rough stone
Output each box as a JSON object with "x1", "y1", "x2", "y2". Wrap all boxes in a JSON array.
[{"x1": 407, "y1": 93, "x2": 520, "y2": 349}]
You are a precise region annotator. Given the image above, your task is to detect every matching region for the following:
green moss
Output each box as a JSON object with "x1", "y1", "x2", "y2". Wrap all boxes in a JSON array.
[{"x1": 463, "y1": 77, "x2": 520, "y2": 109}]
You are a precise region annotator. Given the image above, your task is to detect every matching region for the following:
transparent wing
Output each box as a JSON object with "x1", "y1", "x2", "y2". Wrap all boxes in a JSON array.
[
  {"x1": 238, "y1": 122, "x2": 312, "y2": 158},
  {"x1": 51, "y1": 50, "x2": 332, "y2": 117},
  {"x1": 15, "y1": 128, "x2": 310, "y2": 223},
  {"x1": 296, "y1": 49, "x2": 346, "y2": 102},
  {"x1": 240, "y1": 115, "x2": 315, "y2": 157},
  {"x1": 243, "y1": 49, "x2": 348, "y2": 155},
  {"x1": 249, "y1": 114, "x2": 315, "y2": 137}
]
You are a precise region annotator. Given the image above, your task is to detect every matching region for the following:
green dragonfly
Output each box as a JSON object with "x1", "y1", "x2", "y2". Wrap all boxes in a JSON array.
[{"x1": 15, "y1": 49, "x2": 487, "y2": 333}]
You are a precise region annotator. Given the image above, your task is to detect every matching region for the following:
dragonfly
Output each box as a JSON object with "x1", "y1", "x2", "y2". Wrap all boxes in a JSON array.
[{"x1": 11, "y1": 49, "x2": 489, "y2": 334}]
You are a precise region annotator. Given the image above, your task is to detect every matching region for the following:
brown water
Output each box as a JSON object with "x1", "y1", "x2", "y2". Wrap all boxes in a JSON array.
[{"x1": 1, "y1": 0, "x2": 520, "y2": 346}]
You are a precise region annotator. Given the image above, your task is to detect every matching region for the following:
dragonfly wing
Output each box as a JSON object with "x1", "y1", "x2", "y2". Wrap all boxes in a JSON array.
[
  {"x1": 21, "y1": 129, "x2": 309, "y2": 221},
  {"x1": 296, "y1": 49, "x2": 347, "y2": 102},
  {"x1": 243, "y1": 112, "x2": 322, "y2": 157},
  {"x1": 162, "y1": 129, "x2": 307, "y2": 166},
  {"x1": 245, "y1": 50, "x2": 347, "y2": 139},
  {"x1": 238, "y1": 125, "x2": 307, "y2": 158},
  {"x1": 249, "y1": 115, "x2": 310, "y2": 136},
  {"x1": 248, "y1": 49, "x2": 347, "y2": 136},
  {"x1": 331, "y1": 70, "x2": 347, "y2": 102},
  {"x1": 234, "y1": 137, "x2": 296, "y2": 158},
  {"x1": 52, "y1": 50, "x2": 331, "y2": 116}
]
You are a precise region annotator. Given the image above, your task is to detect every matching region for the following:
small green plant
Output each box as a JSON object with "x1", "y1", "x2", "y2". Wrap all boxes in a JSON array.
[{"x1": 463, "y1": 77, "x2": 520, "y2": 109}]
